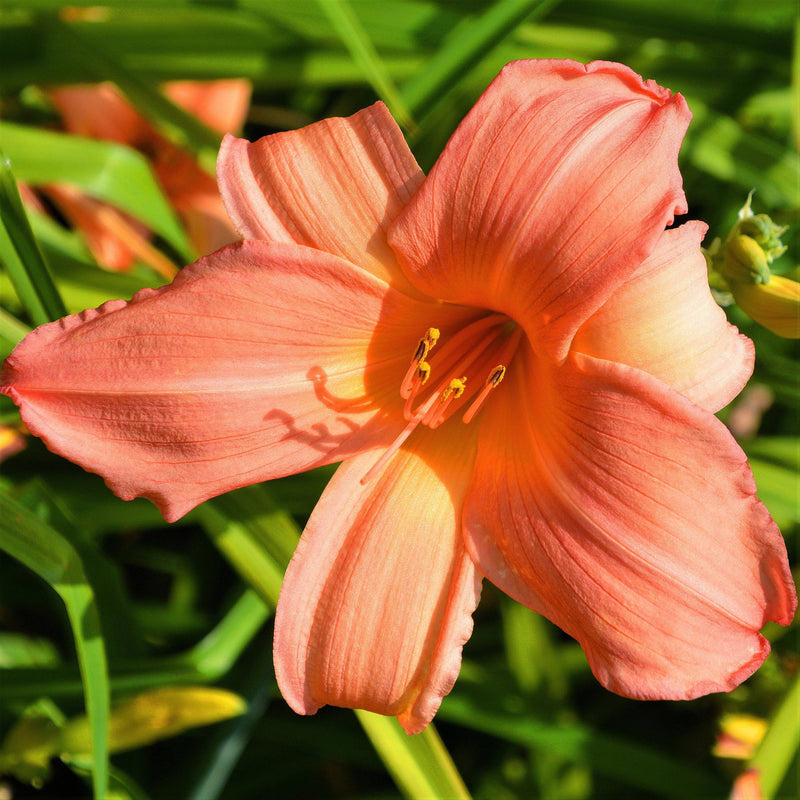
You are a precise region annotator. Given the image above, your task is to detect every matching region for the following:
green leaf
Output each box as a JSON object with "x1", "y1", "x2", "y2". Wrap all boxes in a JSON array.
[
  {"x1": 0, "y1": 492, "x2": 109, "y2": 800},
  {"x1": 45, "y1": 16, "x2": 221, "y2": 172},
  {"x1": 749, "y1": 670, "x2": 800, "y2": 799},
  {"x1": 683, "y1": 99, "x2": 800, "y2": 207},
  {"x1": 315, "y1": 0, "x2": 416, "y2": 132},
  {"x1": 0, "y1": 588, "x2": 269, "y2": 702},
  {"x1": 0, "y1": 121, "x2": 192, "y2": 260},
  {"x1": 793, "y1": 14, "x2": 800, "y2": 150},
  {"x1": 439, "y1": 683, "x2": 725, "y2": 799},
  {"x1": 0, "y1": 306, "x2": 31, "y2": 357},
  {"x1": 0, "y1": 152, "x2": 66, "y2": 325},
  {"x1": 401, "y1": 0, "x2": 562, "y2": 118},
  {"x1": 198, "y1": 485, "x2": 301, "y2": 608},
  {"x1": 356, "y1": 711, "x2": 471, "y2": 800}
]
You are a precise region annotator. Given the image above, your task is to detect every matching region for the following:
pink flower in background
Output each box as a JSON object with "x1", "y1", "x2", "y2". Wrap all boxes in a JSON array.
[
  {"x1": 2, "y1": 60, "x2": 795, "y2": 733},
  {"x1": 40, "y1": 80, "x2": 251, "y2": 274}
]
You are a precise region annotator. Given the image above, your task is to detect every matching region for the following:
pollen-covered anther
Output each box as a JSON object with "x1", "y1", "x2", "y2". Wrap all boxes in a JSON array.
[
  {"x1": 400, "y1": 327, "x2": 440, "y2": 398},
  {"x1": 403, "y1": 360, "x2": 433, "y2": 420},
  {"x1": 462, "y1": 365, "x2": 506, "y2": 424},
  {"x1": 427, "y1": 377, "x2": 467, "y2": 430}
]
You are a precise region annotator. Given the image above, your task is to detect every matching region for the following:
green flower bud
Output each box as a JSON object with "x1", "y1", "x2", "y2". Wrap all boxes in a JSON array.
[
  {"x1": 722, "y1": 234, "x2": 771, "y2": 285},
  {"x1": 737, "y1": 214, "x2": 788, "y2": 263}
]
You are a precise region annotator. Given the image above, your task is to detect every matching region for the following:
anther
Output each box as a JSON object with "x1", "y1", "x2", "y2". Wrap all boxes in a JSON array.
[
  {"x1": 426, "y1": 377, "x2": 467, "y2": 429},
  {"x1": 462, "y1": 365, "x2": 506, "y2": 424},
  {"x1": 401, "y1": 327, "x2": 440, "y2": 398},
  {"x1": 403, "y1": 361, "x2": 433, "y2": 420}
]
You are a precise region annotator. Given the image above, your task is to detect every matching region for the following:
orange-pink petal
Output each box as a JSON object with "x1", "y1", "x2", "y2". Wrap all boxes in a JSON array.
[
  {"x1": 1, "y1": 241, "x2": 472, "y2": 521},
  {"x1": 388, "y1": 59, "x2": 690, "y2": 361},
  {"x1": 44, "y1": 183, "x2": 138, "y2": 272},
  {"x1": 217, "y1": 103, "x2": 425, "y2": 295},
  {"x1": 274, "y1": 424, "x2": 482, "y2": 733},
  {"x1": 149, "y1": 143, "x2": 239, "y2": 256},
  {"x1": 573, "y1": 221, "x2": 754, "y2": 412},
  {"x1": 163, "y1": 80, "x2": 251, "y2": 135},
  {"x1": 463, "y1": 344, "x2": 796, "y2": 700},
  {"x1": 50, "y1": 83, "x2": 150, "y2": 146}
]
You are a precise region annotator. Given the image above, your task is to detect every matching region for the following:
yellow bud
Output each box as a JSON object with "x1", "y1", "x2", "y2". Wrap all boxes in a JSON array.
[
  {"x1": 59, "y1": 687, "x2": 246, "y2": 756},
  {"x1": 730, "y1": 274, "x2": 800, "y2": 338},
  {"x1": 0, "y1": 715, "x2": 60, "y2": 786},
  {"x1": 723, "y1": 234, "x2": 771, "y2": 285},
  {"x1": 713, "y1": 713, "x2": 768, "y2": 760}
]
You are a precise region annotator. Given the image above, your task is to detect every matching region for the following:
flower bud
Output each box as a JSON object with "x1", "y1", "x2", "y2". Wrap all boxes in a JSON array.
[
  {"x1": 723, "y1": 234, "x2": 771, "y2": 285},
  {"x1": 58, "y1": 686, "x2": 246, "y2": 756},
  {"x1": 729, "y1": 274, "x2": 800, "y2": 338}
]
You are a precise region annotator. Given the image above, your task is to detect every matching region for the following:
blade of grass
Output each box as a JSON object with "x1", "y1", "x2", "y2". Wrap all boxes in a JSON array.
[
  {"x1": 0, "y1": 588, "x2": 269, "y2": 702},
  {"x1": 0, "y1": 306, "x2": 31, "y2": 356},
  {"x1": 0, "y1": 493, "x2": 109, "y2": 799},
  {"x1": 401, "y1": 0, "x2": 562, "y2": 118},
  {"x1": 198, "y1": 485, "x2": 301, "y2": 608},
  {"x1": 439, "y1": 687, "x2": 725, "y2": 799},
  {"x1": 314, "y1": 0, "x2": 416, "y2": 132},
  {"x1": 749, "y1": 670, "x2": 800, "y2": 799},
  {"x1": 356, "y1": 711, "x2": 471, "y2": 800},
  {"x1": 0, "y1": 152, "x2": 66, "y2": 325},
  {"x1": 0, "y1": 122, "x2": 192, "y2": 260},
  {"x1": 46, "y1": 15, "x2": 221, "y2": 172},
  {"x1": 683, "y1": 99, "x2": 800, "y2": 207},
  {"x1": 793, "y1": 14, "x2": 800, "y2": 151}
]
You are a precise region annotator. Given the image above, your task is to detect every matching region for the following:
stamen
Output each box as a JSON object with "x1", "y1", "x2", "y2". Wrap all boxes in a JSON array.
[
  {"x1": 402, "y1": 362, "x2": 432, "y2": 420},
  {"x1": 426, "y1": 377, "x2": 467, "y2": 429},
  {"x1": 462, "y1": 365, "x2": 506, "y2": 424},
  {"x1": 361, "y1": 393, "x2": 439, "y2": 485},
  {"x1": 364, "y1": 316, "x2": 521, "y2": 485},
  {"x1": 400, "y1": 327, "x2": 440, "y2": 398}
]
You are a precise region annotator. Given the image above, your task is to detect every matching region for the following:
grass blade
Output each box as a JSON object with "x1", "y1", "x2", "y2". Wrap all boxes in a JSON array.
[
  {"x1": 315, "y1": 0, "x2": 416, "y2": 131},
  {"x1": 1, "y1": 122, "x2": 192, "y2": 260},
  {"x1": 356, "y1": 711, "x2": 471, "y2": 800},
  {"x1": 749, "y1": 670, "x2": 800, "y2": 799},
  {"x1": 401, "y1": 0, "x2": 562, "y2": 117},
  {"x1": 439, "y1": 686, "x2": 725, "y2": 799},
  {"x1": 0, "y1": 153, "x2": 66, "y2": 325},
  {"x1": 0, "y1": 493, "x2": 109, "y2": 799}
]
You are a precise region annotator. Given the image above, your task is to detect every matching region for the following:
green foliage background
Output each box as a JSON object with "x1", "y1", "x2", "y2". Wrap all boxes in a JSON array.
[{"x1": 0, "y1": 2, "x2": 797, "y2": 798}]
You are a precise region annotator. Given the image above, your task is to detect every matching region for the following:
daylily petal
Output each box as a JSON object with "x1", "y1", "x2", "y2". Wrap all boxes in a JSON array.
[
  {"x1": 44, "y1": 183, "x2": 137, "y2": 272},
  {"x1": 163, "y1": 80, "x2": 251, "y2": 135},
  {"x1": 178, "y1": 190, "x2": 240, "y2": 257},
  {"x1": 388, "y1": 59, "x2": 690, "y2": 361},
  {"x1": 50, "y1": 84, "x2": 150, "y2": 146},
  {"x1": 274, "y1": 424, "x2": 482, "y2": 733},
  {"x1": 463, "y1": 344, "x2": 796, "y2": 700},
  {"x1": 1, "y1": 241, "x2": 474, "y2": 521},
  {"x1": 217, "y1": 103, "x2": 424, "y2": 294},
  {"x1": 149, "y1": 144, "x2": 239, "y2": 255},
  {"x1": 573, "y1": 221, "x2": 754, "y2": 412}
]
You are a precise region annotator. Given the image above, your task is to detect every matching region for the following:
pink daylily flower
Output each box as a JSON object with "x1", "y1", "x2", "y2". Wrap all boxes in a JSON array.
[{"x1": 2, "y1": 60, "x2": 795, "y2": 733}]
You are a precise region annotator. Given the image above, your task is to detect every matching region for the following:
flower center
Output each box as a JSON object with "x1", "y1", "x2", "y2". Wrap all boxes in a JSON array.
[{"x1": 360, "y1": 314, "x2": 522, "y2": 484}]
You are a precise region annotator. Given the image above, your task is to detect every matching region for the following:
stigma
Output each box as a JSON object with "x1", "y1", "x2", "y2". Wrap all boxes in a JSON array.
[{"x1": 360, "y1": 315, "x2": 521, "y2": 485}]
